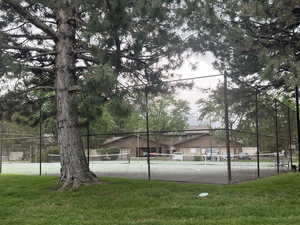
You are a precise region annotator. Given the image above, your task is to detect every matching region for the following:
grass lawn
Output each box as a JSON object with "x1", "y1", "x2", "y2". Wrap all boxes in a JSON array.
[{"x1": 1, "y1": 174, "x2": 300, "y2": 225}]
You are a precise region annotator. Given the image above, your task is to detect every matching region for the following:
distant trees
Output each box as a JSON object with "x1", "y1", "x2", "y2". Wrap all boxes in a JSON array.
[
  {"x1": 90, "y1": 93, "x2": 190, "y2": 133},
  {"x1": 146, "y1": 94, "x2": 190, "y2": 132}
]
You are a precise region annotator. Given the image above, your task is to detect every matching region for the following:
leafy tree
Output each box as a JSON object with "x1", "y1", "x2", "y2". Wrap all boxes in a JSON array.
[
  {"x1": 90, "y1": 93, "x2": 190, "y2": 134},
  {"x1": 198, "y1": 83, "x2": 257, "y2": 129},
  {"x1": 147, "y1": 94, "x2": 190, "y2": 132},
  {"x1": 0, "y1": 0, "x2": 188, "y2": 188},
  {"x1": 89, "y1": 99, "x2": 144, "y2": 134},
  {"x1": 197, "y1": 83, "x2": 292, "y2": 153}
]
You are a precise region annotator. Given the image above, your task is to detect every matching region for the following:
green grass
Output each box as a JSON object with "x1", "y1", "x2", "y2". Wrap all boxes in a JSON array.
[{"x1": 1, "y1": 174, "x2": 300, "y2": 225}]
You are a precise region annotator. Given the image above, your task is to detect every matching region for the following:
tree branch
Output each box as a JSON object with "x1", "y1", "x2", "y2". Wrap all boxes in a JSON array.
[
  {"x1": 3, "y1": 0, "x2": 57, "y2": 39},
  {"x1": 77, "y1": 55, "x2": 99, "y2": 64},
  {"x1": 25, "y1": 66, "x2": 53, "y2": 73},
  {"x1": 1, "y1": 44, "x2": 53, "y2": 53},
  {"x1": 9, "y1": 34, "x2": 53, "y2": 40}
]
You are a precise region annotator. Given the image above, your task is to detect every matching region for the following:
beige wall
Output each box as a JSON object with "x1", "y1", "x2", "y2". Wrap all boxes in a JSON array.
[
  {"x1": 100, "y1": 135, "x2": 241, "y2": 157},
  {"x1": 9, "y1": 152, "x2": 23, "y2": 161},
  {"x1": 101, "y1": 136, "x2": 170, "y2": 156},
  {"x1": 175, "y1": 135, "x2": 241, "y2": 150},
  {"x1": 102, "y1": 136, "x2": 165, "y2": 149}
]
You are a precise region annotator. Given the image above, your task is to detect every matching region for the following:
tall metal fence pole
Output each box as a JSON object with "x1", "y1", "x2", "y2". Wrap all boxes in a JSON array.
[
  {"x1": 145, "y1": 85, "x2": 151, "y2": 181},
  {"x1": 296, "y1": 86, "x2": 300, "y2": 171},
  {"x1": 39, "y1": 103, "x2": 42, "y2": 176},
  {"x1": 224, "y1": 72, "x2": 231, "y2": 183},
  {"x1": 87, "y1": 122, "x2": 90, "y2": 166},
  {"x1": 274, "y1": 100, "x2": 280, "y2": 174},
  {"x1": 0, "y1": 119, "x2": 3, "y2": 174},
  {"x1": 255, "y1": 88, "x2": 260, "y2": 178},
  {"x1": 287, "y1": 107, "x2": 293, "y2": 169}
]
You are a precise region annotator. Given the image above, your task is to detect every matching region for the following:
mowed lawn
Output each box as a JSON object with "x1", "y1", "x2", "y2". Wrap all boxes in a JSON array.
[{"x1": 1, "y1": 174, "x2": 300, "y2": 225}]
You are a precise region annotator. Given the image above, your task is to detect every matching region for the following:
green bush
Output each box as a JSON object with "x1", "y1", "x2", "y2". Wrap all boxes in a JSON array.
[
  {"x1": 194, "y1": 156, "x2": 203, "y2": 161},
  {"x1": 96, "y1": 147, "x2": 121, "y2": 160}
]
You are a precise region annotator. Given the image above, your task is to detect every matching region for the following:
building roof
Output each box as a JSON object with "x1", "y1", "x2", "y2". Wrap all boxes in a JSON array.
[
  {"x1": 101, "y1": 134, "x2": 169, "y2": 148},
  {"x1": 184, "y1": 126, "x2": 210, "y2": 134},
  {"x1": 172, "y1": 133, "x2": 209, "y2": 146},
  {"x1": 101, "y1": 133, "x2": 211, "y2": 148}
]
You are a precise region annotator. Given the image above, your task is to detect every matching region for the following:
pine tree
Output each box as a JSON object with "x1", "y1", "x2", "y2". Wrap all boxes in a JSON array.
[
  {"x1": 0, "y1": 0, "x2": 187, "y2": 188},
  {"x1": 185, "y1": 0, "x2": 300, "y2": 93}
]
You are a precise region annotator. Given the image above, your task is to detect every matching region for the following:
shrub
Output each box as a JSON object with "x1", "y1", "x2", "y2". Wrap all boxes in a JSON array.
[{"x1": 194, "y1": 156, "x2": 203, "y2": 161}]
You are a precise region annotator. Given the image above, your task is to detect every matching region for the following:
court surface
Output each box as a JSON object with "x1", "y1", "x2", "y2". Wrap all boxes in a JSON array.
[{"x1": 1, "y1": 160, "x2": 287, "y2": 184}]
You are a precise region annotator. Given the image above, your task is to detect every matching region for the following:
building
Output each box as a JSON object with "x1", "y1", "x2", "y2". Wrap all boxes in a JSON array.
[{"x1": 99, "y1": 129, "x2": 242, "y2": 159}]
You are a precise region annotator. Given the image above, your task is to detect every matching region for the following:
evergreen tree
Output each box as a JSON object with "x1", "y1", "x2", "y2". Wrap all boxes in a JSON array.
[
  {"x1": 185, "y1": 0, "x2": 300, "y2": 94},
  {"x1": 0, "y1": 0, "x2": 187, "y2": 188}
]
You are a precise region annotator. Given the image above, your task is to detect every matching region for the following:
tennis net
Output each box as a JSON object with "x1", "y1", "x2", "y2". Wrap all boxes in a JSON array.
[
  {"x1": 132, "y1": 152, "x2": 289, "y2": 166},
  {"x1": 48, "y1": 153, "x2": 130, "y2": 163}
]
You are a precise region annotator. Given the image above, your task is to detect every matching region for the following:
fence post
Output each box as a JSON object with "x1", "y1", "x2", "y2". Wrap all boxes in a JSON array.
[
  {"x1": 255, "y1": 88, "x2": 260, "y2": 178},
  {"x1": 145, "y1": 85, "x2": 151, "y2": 181},
  {"x1": 274, "y1": 100, "x2": 280, "y2": 174},
  {"x1": 224, "y1": 72, "x2": 231, "y2": 183},
  {"x1": 287, "y1": 107, "x2": 292, "y2": 169},
  {"x1": 87, "y1": 122, "x2": 90, "y2": 166},
  {"x1": 39, "y1": 102, "x2": 42, "y2": 176},
  {"x1": 295, "y1": 86, "x2": 300, "y2": 171},
  {"x1": 0, "y1": 119, "x2": 3, "y2": 174}
]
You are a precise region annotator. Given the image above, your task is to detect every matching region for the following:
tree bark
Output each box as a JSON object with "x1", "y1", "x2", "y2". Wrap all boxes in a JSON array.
[{"x1": 55, "y1": 1, "x2": 98, "y2": 189}]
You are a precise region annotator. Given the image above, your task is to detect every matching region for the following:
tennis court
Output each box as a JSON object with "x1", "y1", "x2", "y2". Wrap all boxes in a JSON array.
[{"x1": 1, "y1": 155, "x2": 288, "y2": 184}]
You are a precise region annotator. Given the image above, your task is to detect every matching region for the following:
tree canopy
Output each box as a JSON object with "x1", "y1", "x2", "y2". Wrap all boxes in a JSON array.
[
  {"x1": 186, "y1": 0, "x2": 300, "y2": 94},
  {"x1": 0, "y1": 0, "x2": 191, "y2": 188},
  {"x1": 2, "y1": 0, "x2": 299, "y2": 188}
]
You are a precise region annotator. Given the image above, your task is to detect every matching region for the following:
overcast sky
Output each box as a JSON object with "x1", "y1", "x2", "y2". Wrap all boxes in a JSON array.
[{"x1": 173, "y1": 52, "x2": 222, "y2": 126}]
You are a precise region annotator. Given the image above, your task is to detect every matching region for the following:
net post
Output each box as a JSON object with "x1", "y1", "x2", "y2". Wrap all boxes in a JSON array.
[
  {"x1": 127, "y1": 153, "x2": 130, "y2": 164},
  {"x1": 274, "y1": 99, "x2": 280, "y2": 174},
  {"x1": 255, "y1": 88, "x2": 260, "y2": 178},
  {"x1": 224, "y1": 72, "x2": 231, "y2": 184}
]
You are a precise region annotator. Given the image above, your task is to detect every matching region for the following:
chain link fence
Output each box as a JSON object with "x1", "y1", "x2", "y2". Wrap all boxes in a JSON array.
[{"x1": 0, "y1": 74, "x2": 299, "y2": 184}]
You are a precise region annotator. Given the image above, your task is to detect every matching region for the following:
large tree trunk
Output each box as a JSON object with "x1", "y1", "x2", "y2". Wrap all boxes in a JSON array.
[{"x1": 55, "y1": 2, "x2": 98, "y2": 189}]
